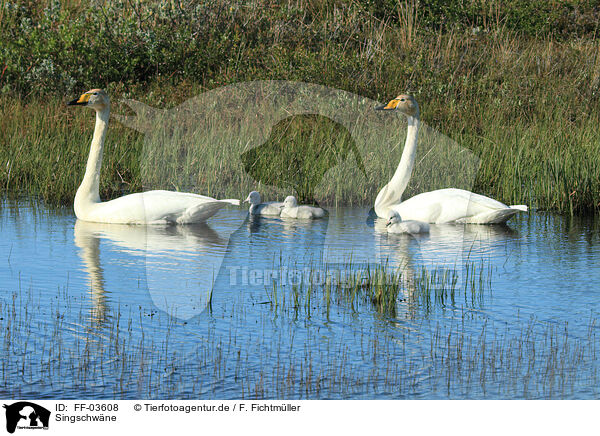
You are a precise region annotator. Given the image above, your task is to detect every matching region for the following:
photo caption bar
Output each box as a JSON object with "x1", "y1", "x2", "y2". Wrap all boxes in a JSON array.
[{"x1": 0, "y1": 400, "x2": 596, "y2": 435}]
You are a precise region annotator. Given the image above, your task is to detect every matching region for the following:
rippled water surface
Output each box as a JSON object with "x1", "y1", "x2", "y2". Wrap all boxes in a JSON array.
[{"x1": 1, "y1": 199, "x2": 599, "y2": 399}]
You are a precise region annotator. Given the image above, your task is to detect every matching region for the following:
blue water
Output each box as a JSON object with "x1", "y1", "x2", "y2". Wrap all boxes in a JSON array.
[{"x1": 0, "y1": 199, "x2": 599, "y2": 399}]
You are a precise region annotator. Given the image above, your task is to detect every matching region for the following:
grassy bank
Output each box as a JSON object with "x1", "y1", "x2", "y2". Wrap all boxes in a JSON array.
[{"x1": 1, "y1": 0, "x2": 600, "y2": 213}]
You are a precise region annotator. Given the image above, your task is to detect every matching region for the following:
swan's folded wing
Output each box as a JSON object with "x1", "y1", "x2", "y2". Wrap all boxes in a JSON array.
[
  {"x1": 177, "y1": 199, "x2": 237, "y2": 223},
  {"x1": 87, "y1": 191, "x2": 238, "y2": 224}
]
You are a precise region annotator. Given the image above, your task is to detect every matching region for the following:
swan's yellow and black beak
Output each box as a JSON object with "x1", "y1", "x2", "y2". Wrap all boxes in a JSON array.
[
  {"x1": 67, "y1": 93, "x2": 91, "y2": 106},
  {"x1": 386, "y1": 220, "x2": 392, "y2": 227},
  {"x1": 375, "y1": 99, "x2": 399, "y2": 111}
]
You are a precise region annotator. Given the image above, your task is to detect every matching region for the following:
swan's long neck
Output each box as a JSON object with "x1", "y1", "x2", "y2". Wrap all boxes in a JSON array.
[
  {"x1": 75, "y1": 107, "x2": 109, "y2": 217},
  {"x1": 374, "y1": 115, "x2": 419, "y2": 217}
]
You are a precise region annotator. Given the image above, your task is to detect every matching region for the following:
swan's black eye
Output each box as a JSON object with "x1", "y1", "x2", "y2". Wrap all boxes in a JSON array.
[
  {"x1": 400, "y1": 99, "x2": 405, "y2": 102},
  {"x1": 93, "y1": 92, "x2": 98, "y2": 95}
]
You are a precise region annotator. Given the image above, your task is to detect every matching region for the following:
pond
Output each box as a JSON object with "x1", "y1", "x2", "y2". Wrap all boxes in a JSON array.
[{"x1": 0, "y1": 198, "x2": 599, "y2": 399}]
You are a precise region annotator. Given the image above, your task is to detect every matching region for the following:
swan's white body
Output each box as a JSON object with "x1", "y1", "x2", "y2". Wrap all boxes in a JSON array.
[
  {"x1": 374, "y1": 95, "x2": 527, "y2": 224},
  {"x1": 76, "y1": 189, "x2": 239, "y2": 224},
  {"x1": 69, "y1": 89, "x2": 239, "y2": 224},
  {"x1": 244, "y1": 191, "x2": 283, "y2": 216},
  {"x1": 386, "y1": 211, "x2": 429, "y2": 234},
  {"x1": 388, "y1": 188, "x2": 528, "y2": 224},
  {"x1": 280, "y1": 196, "x2": 326, "y2": 219}
]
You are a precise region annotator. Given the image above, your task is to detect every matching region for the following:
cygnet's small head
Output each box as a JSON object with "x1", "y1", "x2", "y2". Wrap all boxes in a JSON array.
[
  {"x1": 375, "y1": 94, "x2": 419, "y2": 118},
  {"x1": 283, "y1": 196, "x2": 298, "y2": 208},
  {"x1": 68, "y1": 89, "x2": 110, "y2": 111},
  {"x1": 386, "y1": 211, "x2": 402, "y2": 227},
  {"x1": 244, "y1": 191, "x2": 261, "y2": 205}
]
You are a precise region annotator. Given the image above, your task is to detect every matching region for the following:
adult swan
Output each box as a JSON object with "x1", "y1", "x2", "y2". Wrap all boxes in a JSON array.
[
  {"x1": 374, "y1": 94, "x2": 527, "y2": 224},
  {"x1": 68, "y1": 89, "x2": 239, "y2": 224}
]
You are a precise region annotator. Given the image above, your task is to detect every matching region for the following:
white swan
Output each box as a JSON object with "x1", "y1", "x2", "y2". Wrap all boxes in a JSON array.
[
  {"x1": 374, "y1": 94, "x2": 527, "y2": 224},
  {"x1": 386, "y1": 211, "x2": 430, "y2": 234},
  {"x1": 244, "y1": 191, "x2": 284, "y2": 216},
  {"x1": 280, "y1": 196, "x2": 326, "y2": 219},
  {"x1": 68, "y1": 89, "x2": 239, "y2": 224}
]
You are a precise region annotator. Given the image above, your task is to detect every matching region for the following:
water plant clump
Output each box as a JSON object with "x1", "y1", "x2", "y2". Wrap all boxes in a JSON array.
[{"x1": 261, "y1": 260, "x2": 493, "y2": 319}]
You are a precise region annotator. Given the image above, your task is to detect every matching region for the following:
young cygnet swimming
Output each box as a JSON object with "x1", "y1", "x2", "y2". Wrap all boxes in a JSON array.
[
  {"x1": 386, "y1": 211, "x2": 429, "y2": 234},
  {"x1": 280, "y1": 196, "x2": 326, "y2": 219},
  {"x1": 244, "y1": 191, "x2": 284, "y2": 216}
]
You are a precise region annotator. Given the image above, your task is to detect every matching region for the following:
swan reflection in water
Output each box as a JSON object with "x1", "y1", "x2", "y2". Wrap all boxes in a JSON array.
[
  {"x1": 372, "y1": 218, "x2": 519, "y2": 320},
  {"x1": 374, "y1": 218, "x2": 519, "y2": 267},
  {"x1": 74, "y1": 220, "x2": 108, "y2": 325},
  {"x1": 74, "y1": 220, "x2": 230, "y2": 323}
]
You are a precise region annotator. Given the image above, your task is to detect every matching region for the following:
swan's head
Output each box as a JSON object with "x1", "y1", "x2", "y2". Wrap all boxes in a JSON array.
[
  {"x1": 386, "y1": 211, "x2": 402, "y2": 227},
  {"x1": 244, "y1": 191, "x2": 261, "y2": 205},
  {"x1": 283, "y1": 195, "x2": 298, "y2": 208},
  {"x1": 376, "y1": 94, "x2": 419, "y2": 118},
  {"x1": 68, "y1": 89, "x2": 110, "y2": 111}
]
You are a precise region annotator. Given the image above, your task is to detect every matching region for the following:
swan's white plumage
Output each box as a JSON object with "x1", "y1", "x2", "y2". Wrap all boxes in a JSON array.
[
  {"x1": 390, "y1": 188, "x2": 526, "y2": 224},
  {"x1": 244, "y1": 191, "x2": 283, "y2": 216},
  {"x1": 374, "y1": 94, "x2": 527, "y2": 224},
  {"x1": 68, "y1": 89, "x2": 238, "y2": 224},
  {"x1": 77, "y1": 190, "x2": 239, "y2": 224},
  {"x1": 280, "y1": 196, "x2": 326, "y2": 219}
]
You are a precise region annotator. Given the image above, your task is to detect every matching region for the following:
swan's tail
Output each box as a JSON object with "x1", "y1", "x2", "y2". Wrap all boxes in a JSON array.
[
  {"x1": 509, "y1": 205, "x2": 528, "y2": 211},
  {"x1": 221, "y1": 199, "x2": 241, "y2": 206},
  {"x1": 457, "y1": 206, "x2": 527, "y2": 224}
]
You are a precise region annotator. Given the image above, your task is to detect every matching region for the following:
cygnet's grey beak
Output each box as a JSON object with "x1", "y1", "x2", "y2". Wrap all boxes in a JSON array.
[{"x1": 243, "y1": 197, "x2": 250, "y2": 203}]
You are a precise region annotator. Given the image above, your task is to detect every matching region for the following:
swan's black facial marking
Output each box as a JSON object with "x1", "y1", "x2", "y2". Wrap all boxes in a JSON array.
[{"x1": 67, "y1": 93, "x2": 91, "y2": 106}]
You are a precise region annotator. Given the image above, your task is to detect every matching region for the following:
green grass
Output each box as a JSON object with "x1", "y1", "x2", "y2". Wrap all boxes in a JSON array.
[
  {"x1": 2, "y1": 0, "x2": 600, "y2": 214},
  {"x1": 0, "y1": 95, "x2": 144, "y2": 204}
]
